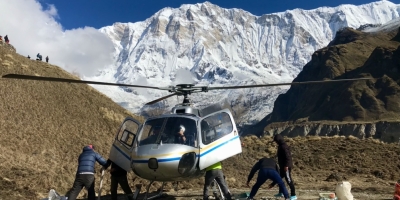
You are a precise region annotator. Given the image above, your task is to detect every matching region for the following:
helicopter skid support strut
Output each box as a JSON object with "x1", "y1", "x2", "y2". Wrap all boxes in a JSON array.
[{"x1": 142, "y1": 181, "x2": 166, "y2": 200}]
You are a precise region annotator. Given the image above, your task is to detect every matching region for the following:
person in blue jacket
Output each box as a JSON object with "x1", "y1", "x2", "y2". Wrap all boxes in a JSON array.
[
  {"x1": 246, "y1": 157, "x2": 290, "y2": 200},
  {"x1": 66, "y1": 145, "x2": 108, "y2": 200}
]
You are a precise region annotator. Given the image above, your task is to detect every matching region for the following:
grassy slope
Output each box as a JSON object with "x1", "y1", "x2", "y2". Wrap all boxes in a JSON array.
[{"x1": 0, "y1": 45, "x2": 143, "y2": 198}]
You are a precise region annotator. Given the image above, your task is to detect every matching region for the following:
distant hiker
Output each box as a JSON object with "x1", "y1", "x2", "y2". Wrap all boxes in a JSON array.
[
  {"x1": 246, "y1": 157, "x2": 290, "y2": 200},
  {"x1": 27, "y1": 55, "x2": 30, "y2": 59},
  {"x1": 273, "y1": 134, "x2": 297, "y2": 200},
  {"x1": 0, "y1": 36, "x2": 3, "y2": 43},
  {"x1": 4, "y1": 35, "x2": 9, "y2": 44},
  {"x1": 105, "y1": 159, "x2": 134, "y2": 200},
  {"x1": 65, "y1": 145, "x2": 109, "y2": 200},
  {"x1": 46, "y1": 56, "x2": 49, "y2": 63},
  {"x1": 203, "y1": 162, "x2": 232, "y2": 200},
  {"x1": 36, "y1": 53, "x2": 42, "y2": 61}
]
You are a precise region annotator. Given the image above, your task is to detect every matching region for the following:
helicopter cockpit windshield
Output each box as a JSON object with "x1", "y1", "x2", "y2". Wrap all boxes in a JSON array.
[{"x1": 139, "y1": 117, "x2": 197, "y2": 147}]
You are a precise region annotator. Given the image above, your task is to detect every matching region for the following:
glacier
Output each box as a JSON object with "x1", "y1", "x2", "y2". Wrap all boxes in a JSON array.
[{"x1": 86, "y1": 0, "x2": 400, "y2": 126}]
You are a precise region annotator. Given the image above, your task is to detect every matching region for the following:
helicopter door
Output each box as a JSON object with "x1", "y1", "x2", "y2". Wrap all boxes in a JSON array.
[
  {"x1": 198, "y1": 109, "x2": 242, "y2": 170},
  {"x1": 109, "y1": 117, "x2": 141, "y2": 172}
]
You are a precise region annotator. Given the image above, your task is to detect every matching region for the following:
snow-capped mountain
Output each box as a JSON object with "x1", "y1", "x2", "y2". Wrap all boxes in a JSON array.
[{"x1": 89, "y1": 0, "x2": 400, "y2": 126}]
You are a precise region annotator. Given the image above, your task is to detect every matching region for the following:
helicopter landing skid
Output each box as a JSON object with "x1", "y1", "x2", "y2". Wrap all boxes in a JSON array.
[
  {"x1": 211, "y1": 179, "x2": 225, "y2": 200},
  {"x1": 142, "y1": 181, "x2": 166, "y2": 200}
]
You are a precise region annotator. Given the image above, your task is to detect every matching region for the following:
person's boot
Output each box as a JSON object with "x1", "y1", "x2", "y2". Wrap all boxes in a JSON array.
[
  {"x1": 224, "y1": 192, "x2": 233, "y2": 200},
  {"x1": 127, "y1": 194, "x2": 134, "y2": 200},
  {"x1": 274, "y1": 193, "x2": 284, "y2": 198}
]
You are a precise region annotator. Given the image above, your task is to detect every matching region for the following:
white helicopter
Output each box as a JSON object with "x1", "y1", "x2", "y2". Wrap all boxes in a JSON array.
[{"x1": 1, "y1": 73, "x2": 374, "y2": 199}]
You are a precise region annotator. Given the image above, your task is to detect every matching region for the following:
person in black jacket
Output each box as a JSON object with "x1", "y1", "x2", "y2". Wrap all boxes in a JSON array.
[
  {"x1": 105, "y1": 159, "x2": 134, "y2": 200},
  {"x1": 273, "y1": 134, "x2": 297, "y2": 200},
  {"x1": 246, "y1": 157, "x2": 290, "y2": 200},
  {"x1": 4, "y1": 35, "x2": 9, "y2": 44},
  {"x1": 66, "y1": 145, "x2": 108, "y2": 200}
]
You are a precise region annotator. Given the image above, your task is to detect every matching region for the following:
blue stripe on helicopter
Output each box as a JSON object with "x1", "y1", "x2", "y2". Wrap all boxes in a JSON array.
[
  {"x1": 113, "y1": 135, "x2": 240, "y2": 163},
  {"x1": 198, "y1": 135, "x2": 240, "y2": 158},
  {"x1": 131, "y1": 157, "x2": 181, "y2": 163}
]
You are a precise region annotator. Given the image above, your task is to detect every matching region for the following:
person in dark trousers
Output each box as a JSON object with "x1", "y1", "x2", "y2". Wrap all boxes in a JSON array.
[
  {"x1": 46, "y1": 56, "x2": 49, "y2": 63},
  {"x1": 4, "y1": 35, "x2": 9, "y2": 44},
  {"x1": 273, "y1": 134, "x2": 297, "y2": 200},
  {"x1": 246, "y1": 157, "x2": 290, "y2": 200},
  {"x1": 27, "y1": 55, "x2": 30, "y2": 59},
  {"x1": 66, "y1": 145, "x2": 108, "y2": 200},
  {"x1": 203, "y1": 161, "x2": 232, "y2": 200},
  {"x1": 105, "y1": 159, "x2": 134, "y2": 200}
]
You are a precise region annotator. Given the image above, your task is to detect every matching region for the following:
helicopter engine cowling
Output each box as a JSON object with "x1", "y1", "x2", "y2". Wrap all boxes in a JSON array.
[{"x1": 171, "y1": 105, "x2": 201, "y2": 116}]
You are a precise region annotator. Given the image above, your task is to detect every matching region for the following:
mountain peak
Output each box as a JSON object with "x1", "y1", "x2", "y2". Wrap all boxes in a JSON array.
[{"x1": 96, "y1": 1, "x2": 400, "y2": 126}]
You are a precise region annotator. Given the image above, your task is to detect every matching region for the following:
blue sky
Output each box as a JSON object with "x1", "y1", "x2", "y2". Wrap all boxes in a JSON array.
[
  {"x1": 39, "y1": 0, "x2": 400, "y2": 29},
  {"x1": 0, "y1": 0, "x2": 399, "y2": 78}
]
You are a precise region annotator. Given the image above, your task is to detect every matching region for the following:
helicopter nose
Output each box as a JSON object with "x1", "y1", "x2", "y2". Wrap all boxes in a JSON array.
[
  {"x1": 178, "y1": 152, "x2": 196, "y2": 175},
  {"x1": 148, "y1": 158, "x2": 158, "y2": 170}
]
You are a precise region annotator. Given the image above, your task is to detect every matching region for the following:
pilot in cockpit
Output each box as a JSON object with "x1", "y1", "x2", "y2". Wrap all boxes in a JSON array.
[
  {"x1": 174, "y1": 124, "x2": 196, "y2": 147},
  {"x1": 174, "y1": 125, "x2": 187, "y2": 144}
]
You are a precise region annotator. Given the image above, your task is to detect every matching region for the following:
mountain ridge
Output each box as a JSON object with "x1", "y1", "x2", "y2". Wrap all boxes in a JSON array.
[
  {"x1": 91, "y1": 1, "x2": 400, "y2": 126},
  {"x1": 243, "y1": 23, "x2": 400, "y2": 138}
]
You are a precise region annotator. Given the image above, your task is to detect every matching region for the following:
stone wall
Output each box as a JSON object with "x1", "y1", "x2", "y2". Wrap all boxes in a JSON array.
[{"x1": 264, "y1": 121, "x2": 400, "y2": 143}]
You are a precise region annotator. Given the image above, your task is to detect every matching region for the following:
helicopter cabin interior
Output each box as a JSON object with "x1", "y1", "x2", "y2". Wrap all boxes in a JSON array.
[{"x1": 138, "y1": 111, "x2": 234, "y2": 148}]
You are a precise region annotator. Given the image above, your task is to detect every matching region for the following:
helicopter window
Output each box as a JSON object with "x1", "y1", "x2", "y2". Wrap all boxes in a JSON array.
[
  {"x1": 118, "y1": 130, "x2": 135, "y2": 147},
  {"x1": 201, "y1": 112, "x2": 233, "y2": 145},
  {"x1": 116, "y1": 120, "x2": 139, "y2": 147},
  {"x1": 160, "y1": 117, "x2": 197, "y2": 147},
  {"x1": 139, "y1": 119, "x2": 164, "y2": 146}
]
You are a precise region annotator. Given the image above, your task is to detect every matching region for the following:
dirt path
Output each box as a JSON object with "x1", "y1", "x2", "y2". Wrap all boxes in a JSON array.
[{"x1": 86, "y1": 188, "x2": 393, "y2": 200}]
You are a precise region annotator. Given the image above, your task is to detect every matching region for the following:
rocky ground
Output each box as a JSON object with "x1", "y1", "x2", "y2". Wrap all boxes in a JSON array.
[
  {"x1": 71, "y1": 189, "x2": 392, "y2": 200},
  {"x1": 41, "y1": 135, "x2": 399, "y2": 200}
]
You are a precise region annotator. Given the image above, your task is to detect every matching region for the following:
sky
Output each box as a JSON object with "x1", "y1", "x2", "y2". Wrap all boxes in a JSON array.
[
  {"x1": 38, "y1": 0, "x2": 400, "y2": 30},
  {"x1": 0, "y1": 0, "x2": 399, "y2": 77}
]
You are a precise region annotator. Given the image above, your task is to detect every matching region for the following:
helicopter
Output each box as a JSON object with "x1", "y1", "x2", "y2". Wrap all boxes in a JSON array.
[{"x1": 1, "y1": 73, "x2": 374, "y2": 199}]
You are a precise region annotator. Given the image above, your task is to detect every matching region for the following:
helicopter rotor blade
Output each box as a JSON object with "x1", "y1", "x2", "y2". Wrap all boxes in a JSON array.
[
  {"x1": 1, "y1": 74, "x2": 169, "y2": 90},
  {"x1": 145, "y1": 93, "x2": 179, "y2": 105},
  {"x1": 206, "y1": 77, "x2": 375, "y2": 90}
]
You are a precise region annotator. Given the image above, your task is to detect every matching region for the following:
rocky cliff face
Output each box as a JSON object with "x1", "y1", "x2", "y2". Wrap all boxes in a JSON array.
[
  {"x1": 264, "y1": 121, "x2": 400, "y2": 143},
  {"x1": 268, "y1": 27, "x2": 400, "y2": 123},
  {"x1": 245, "y1": 23, "x2": 400, "y2": 141}
]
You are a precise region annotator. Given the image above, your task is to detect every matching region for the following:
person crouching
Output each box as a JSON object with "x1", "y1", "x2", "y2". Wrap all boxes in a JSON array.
[{"x1": 246, "y1": 157, "x2": 290, "y2": 200}]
